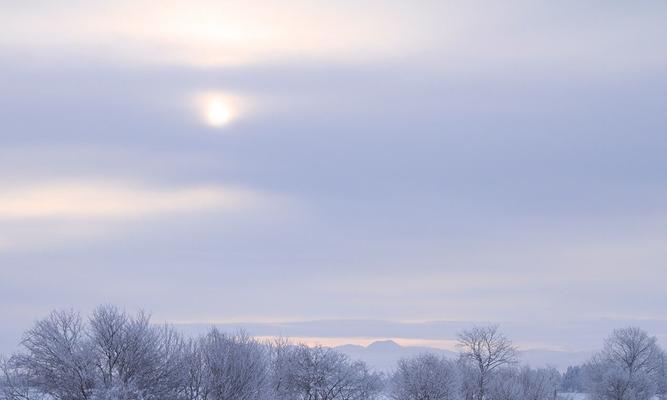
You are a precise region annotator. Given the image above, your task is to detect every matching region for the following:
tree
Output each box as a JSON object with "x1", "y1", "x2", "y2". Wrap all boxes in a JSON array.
[
  {"x1": 272, "y1": 342, "x2": 382, "y2": 400},
  {"x1": 586, "y1": 327, "x2": 664, "y2": 400},
  {"x1": 198, "y1": 329, "x2": 269, "y2": 400},
  {"x1": 7, "y1": 306, "x2": 187, "y2": 400},
  {"x1": 657, "y1": 351, "x2": 667, "y2": 400},
  {"x1": 515, "y1": 366, "x2": 560, "y2": 400},
  {"x1": 0, "y1": 355, "x2": 46, "y2": 400},
  {"x1": 87, "y1": 305, "x2": 185, "y2": 400},
  {"x1": 389, "y1": 353, "x2": 460, "y2": 400},
  {"x1": 486, "y1": 366, "x2": 559, "y2": 400},
  {"x1": 457, "y1": 358, "x2": 479, "y2": 400},
  {"x1": 2, "y1": 306, "x2": 386, "y2": 400},
  {"x1": 180, "y1": 338, "x2": 208, "y2": 400},
  {"x1": 13, "y1": 309, "x2": 95, "y2": 400},
  {"x1": 486, "y1": 368, "x2": 522, "y2": 400},
  {"x1": 457, "y1": 325, "x2": 518, "y2": 400},
  {"x1": 560, "y1": 365, "x2": 584, "y2": 393}
]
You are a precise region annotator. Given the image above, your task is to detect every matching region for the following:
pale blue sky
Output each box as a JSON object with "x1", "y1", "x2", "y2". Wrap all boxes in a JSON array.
[{"x1": 1, "y1": 0, "x2": 667, "y2": 354}]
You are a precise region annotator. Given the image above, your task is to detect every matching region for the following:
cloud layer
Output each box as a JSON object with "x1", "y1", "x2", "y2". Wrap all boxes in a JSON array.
[
  {"x1": 0, "y1": 182, "x2": 263, "y2": 219},
  {"x1": 1, "y1": 0, "x2": 666, "y2": 354}
]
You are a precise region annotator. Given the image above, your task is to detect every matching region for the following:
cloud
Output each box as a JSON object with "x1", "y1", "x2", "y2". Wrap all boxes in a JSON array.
[
  {"x1": 0, "y1": 180, "x2": 285, "y2": 252},
  {"x1": 3, "y1": 0, "x2": 665, "y2": 78},
  {"x1": 0, "y1": 181, "x2": 265, "y2": 219},
  {"x1": 0, "y1": 0, "x2": 434, "y2": 67},
  {"x1": 0, "y1": 0, "x2": 666, "y2": 357}
]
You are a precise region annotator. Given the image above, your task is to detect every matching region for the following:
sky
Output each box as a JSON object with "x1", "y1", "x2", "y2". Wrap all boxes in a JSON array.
[{"x1": 1, "y1": 0, "x2": 667, "y2": 355}]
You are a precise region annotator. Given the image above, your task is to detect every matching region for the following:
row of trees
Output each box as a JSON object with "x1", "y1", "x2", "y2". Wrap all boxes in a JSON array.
[
  {"x1": 0, "y1": 305, "x2": 382, "y2": 400},
  {"x1": 1, "y1": 306, "x2": 665, "y2": 400},
  {"x1": 393, "y1": 325, "x2": 560, "y2": 400}
]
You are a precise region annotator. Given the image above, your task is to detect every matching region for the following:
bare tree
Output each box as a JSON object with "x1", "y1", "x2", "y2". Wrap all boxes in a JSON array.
[
  {"x1": 88, "y1": 305, "x2": 130, "y2": 389},
  {"x1": 516, "y1": 366, "x2": 560, "y2": 400},
  {"x1": 272, "y1": 342, "x2": 382, "y2": 400},
  {"x1": 657, "y1": 351, "x2": 667, "y2": 400},
  {"x1": 586, "y1": 327, "x2": 664, "y2": 400},
  {"x1": 457, "y1": 358, "x2": 479, "y2": 400},
  {"x1": 389, "y1": 353, "x2": 460, "y2": 400},
  {"x1": 199, "y1": 329, "x2": 269, "y2": 400},
  {"x1": 458, "y1": 325, "x2": 518, "y2": 400},
  {"x1": 14, "y1": 309, "x2": 95, "y2": 400},
  {"x1": 6, "y1": 306, "x2": 187, "y2": 400},
  {"x1": 0, "y1": 355, "x2": 46, "y2": 400},
  {"x1": 180, "y1": 338, "x2": 208, "y2": 400},
  {"x1": 87, "y1": 305, "x2": 186, "y2": 399},
  {"x1": 486, "y1": 368, "x2": 522, "y2": 400},
  {"x1": 560, "y1": 365, "x2": 584, "y2": 393},
  {"x1": 486, "y1": 366, "x2": 559, "y2": 400},
  {"x1": 601, "y1": 327, "x2": 663, "y2": 378}
]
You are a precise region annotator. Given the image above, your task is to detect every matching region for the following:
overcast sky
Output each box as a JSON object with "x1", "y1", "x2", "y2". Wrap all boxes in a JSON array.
[{"x1": 1, "y1": 0, "x2": 667, "y2": 354}]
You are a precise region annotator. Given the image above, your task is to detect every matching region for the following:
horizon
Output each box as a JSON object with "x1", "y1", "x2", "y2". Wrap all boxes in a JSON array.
[
  {"x1": 4, "y1": 312, "x2": 667, "y2": 356},
  {"x1": 0, "y1": 304, "x2": 651, "y2": 374}
]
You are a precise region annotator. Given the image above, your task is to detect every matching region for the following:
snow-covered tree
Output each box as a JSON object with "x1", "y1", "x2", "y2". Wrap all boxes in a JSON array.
[
  {"x1": 198, "y1": 329, "x2": 269, "y2": 400},
  {"x1": 657, "y1": 351, "x2": 667, "y2": 400},
  {"x1": 389, "y1": 353, "x2": 460, "y2": 400},
  {"x1": 586, "y1": 327, "x2": 665, "y2": 400},
  {"x1": 0, "y1": 355, "x2": 45, "y2": 400},
  {"x1": 7, "y1": 306, "x2": 187, "y2": 400},
  {"x1": 486, "y1": 366, "x2": 559, "y2": 400},
  {"x1": 180, "y1": 338, "x2": 209, "y2": 400},
  {"x1": 458, "y1": 325, "x2": 518, "y2": 400},
  {"x1": 561, "y1": 365, "x2": 585, "y2": 393},
  {"x1": 457, "y1": 358, "x2": 479, "y2": 400},
  {"x1": 87, "y1": 305, "x2": 185, "y2": 399},
  {"x1": 13, "y1": 309, "x2": 95, "y2": 400},
  {"x1": 515, "y1": 366, "x2": 560, "y2": 400},
  {"x1": 272, "y1": 342, "x2": 382, "y2": 400},
  {"x1": 486, "y1": 368, "x2": 522, "y2": 400}
]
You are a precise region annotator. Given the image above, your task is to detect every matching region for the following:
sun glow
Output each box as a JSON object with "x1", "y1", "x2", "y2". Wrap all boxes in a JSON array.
[
  {"x1": 194, "y1": 93, "x2": 243, "y2": 128},
  {"x1": 206, "y1": 99, "x2": 232, "y2": 127}
]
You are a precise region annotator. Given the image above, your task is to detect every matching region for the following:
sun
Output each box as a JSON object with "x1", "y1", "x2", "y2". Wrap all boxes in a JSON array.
[
  {"x1": 195, "y1": 92, "x2": 245, "y2": 128},
  {"x1": 206, "y1": 98, "x2": 233, "y2": 127}
]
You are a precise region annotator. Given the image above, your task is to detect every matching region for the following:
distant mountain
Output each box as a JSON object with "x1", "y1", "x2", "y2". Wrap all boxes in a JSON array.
[
  {"x1": 182, "y1": 318, "x2": 667, "y2": 356},
  {"x1": 336, "y1": 340, "x2": 592, "y2": 372},
  {"x1": 335, "y1": 340, "x2": 456, "y2": 372},
  {"x1": 366, "y1": 340, "x2": 404, "y2": 352}
]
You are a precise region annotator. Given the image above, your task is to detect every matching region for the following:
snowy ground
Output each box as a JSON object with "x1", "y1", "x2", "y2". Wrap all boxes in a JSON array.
[
  {"x1": 557, "y1": 394, "x2": 587, "y2": 400},
  {"x1": 557, "y1": 394, "x2": 660, "y2": 400}
]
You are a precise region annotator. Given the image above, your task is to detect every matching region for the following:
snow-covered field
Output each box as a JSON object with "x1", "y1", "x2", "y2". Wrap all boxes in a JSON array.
[
  {"x1": 557, "y1": 394, "x2": 661, "y2": 400},
  {"x1": 557, "y1": 394, "x2": 587, "y2": 400}
]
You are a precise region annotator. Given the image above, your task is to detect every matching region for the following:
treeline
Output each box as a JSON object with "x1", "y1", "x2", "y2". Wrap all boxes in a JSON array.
[
  {"x1": 0, "y1": 306, "x2": 666, "y2": 400},
  {"x1": 559, "y1": 326, "x2": 667, "y2": 400}
]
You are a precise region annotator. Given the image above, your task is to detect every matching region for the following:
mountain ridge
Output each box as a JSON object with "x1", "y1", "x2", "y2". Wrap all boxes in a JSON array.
[{"x1": 335, "y1": 340, "x2": 592, "y2": 373}]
